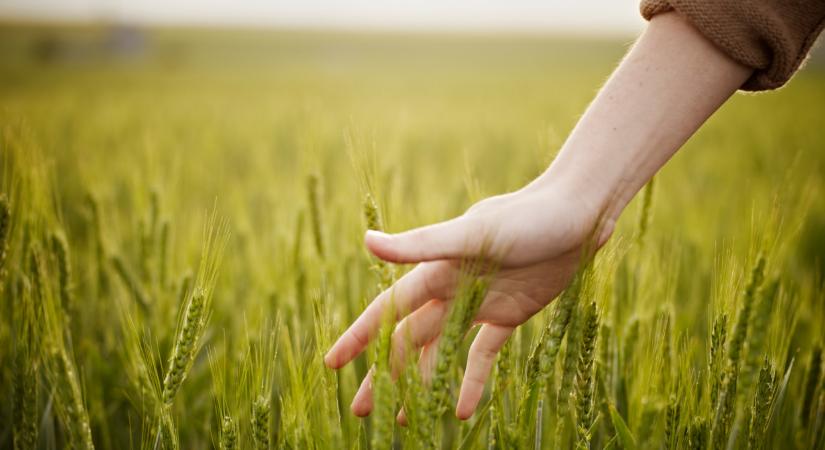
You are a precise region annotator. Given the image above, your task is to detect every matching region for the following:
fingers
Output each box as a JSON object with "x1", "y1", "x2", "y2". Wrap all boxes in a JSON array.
[
  {"x1": 351, "y1": 367, "x2": 374, "y2": 417},
  {"x1": 365, "y1": 216, "x2": 476, "y2": 264},
  {"x1": 391, "y1": 300, "x2": 447, "y2": 376},
  {"x1": 349, "y1": 301, "x2": 448, "y2": 417},
  {"x1": 325, "y1": 262, "x2": 454, "y2": 369},
  {"x1": 418, "y1": 335, "x2": 441, "y2": 384},
  {"x1": 455, "y1": 324, "x2": 513, "y2": 420},
  {"x1": 354, "y1": 324, "x2": 511, "y2": 422}
]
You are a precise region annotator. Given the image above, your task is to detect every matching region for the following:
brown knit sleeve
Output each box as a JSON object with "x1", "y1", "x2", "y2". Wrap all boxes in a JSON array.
[{"x1": 640, "y1": 0, "x2": 825, "y2": 91}]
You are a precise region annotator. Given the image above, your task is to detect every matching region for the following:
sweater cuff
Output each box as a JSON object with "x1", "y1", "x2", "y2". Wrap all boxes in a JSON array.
[{"x1": 640, "y1": 0, "x2": 825, "y2": 91}]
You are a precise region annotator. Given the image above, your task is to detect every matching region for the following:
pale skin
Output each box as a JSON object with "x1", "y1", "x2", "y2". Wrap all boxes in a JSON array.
[{"x1": 324, "y1": 12, "x2": 753, "y2": 422}]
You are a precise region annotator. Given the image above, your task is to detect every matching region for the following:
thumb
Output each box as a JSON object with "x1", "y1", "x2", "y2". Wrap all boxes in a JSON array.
[{"x1": 365, "y1": 217, "x2": 475, "y2": 263}]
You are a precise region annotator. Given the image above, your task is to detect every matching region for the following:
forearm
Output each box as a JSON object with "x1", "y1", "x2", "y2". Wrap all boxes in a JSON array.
[{"x1": 532, "y1": 12, "x2": 751, "y2": 225}]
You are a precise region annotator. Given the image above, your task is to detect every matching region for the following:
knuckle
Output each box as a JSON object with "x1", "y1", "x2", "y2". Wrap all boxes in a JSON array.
[{"x1": 348, "y1": 327, "x2": 370, "y2": 350}]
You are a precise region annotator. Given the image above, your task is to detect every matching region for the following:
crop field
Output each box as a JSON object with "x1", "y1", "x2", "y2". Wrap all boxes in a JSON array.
[{"x1": 1, "y1": 25, "x2": 824, "y2": 449}]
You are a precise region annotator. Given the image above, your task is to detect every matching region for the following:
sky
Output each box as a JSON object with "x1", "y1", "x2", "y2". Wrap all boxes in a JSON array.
[{"x1": 0, "y1": 0, "x2": 646, "y2": 34}]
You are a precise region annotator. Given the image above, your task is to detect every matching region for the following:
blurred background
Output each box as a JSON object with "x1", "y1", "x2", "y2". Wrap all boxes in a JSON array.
[
  {"x1": 1, "y1": 0, "x2": 824, "y2": 288},
  {"x1": 1, "y1": 0, "x2": 646, "y2": 31},
  {"x1": 1, "y1": 0, "x2": 821, "y2": 68},
  {"x1": 1, "y1": 0, "x2": 823, "y2": 267},
  {"x1": 2, "y1": 2, "x2": 825, "y2": 449},
  {"x1": 0, "y1": 1, "x2": 653, "y2": 74}
]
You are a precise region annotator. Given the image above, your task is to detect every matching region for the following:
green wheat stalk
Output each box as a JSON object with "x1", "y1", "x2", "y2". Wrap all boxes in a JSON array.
[
  {"x1": 747, "y1": 356, "x2": 776, "y2": 450},
  {"x1": 307, "y1": 174, "x2": 325, "y2": 259},
  {"x1": 574, "y1": 301, "x2": 598, "y2": 449}
]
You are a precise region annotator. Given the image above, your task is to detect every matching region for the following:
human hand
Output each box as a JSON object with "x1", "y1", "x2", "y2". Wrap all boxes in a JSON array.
[
  {"x1": 324, "y1": 9, "x2": 751, "y2": 423},
  {"x1": 324, "y1": 179, "x2": 608, "y2": 420}
]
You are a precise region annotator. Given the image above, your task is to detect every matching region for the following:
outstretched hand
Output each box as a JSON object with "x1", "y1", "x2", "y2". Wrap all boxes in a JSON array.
[
  {"x1": 324, "y1": 9, "x2": 751, "y2": 423},
  {"x1": 324, "y1": 181, "x2": 607, "y2": 420}
]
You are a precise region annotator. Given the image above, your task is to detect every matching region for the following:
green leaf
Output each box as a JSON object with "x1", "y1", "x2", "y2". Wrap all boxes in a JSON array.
[
  {"x1": 602, "y1": 435, "x2": 618, "y2": 450},
  {"x1": 457, "y1": 400, "x2": 492, "y2": 450},
  {"x1": 608, "y1": 403, "x2": 637, "y2": 450},
  {"x1": 766, "y1": 358, "x2": 794, "y2": 431}
]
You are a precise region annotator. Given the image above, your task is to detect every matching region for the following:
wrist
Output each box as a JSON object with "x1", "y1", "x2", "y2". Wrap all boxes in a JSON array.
[
  {"x1": 526, "y1": 10, "x2": 750, "y2": 239},
  {"x1": 528, "y1": 151, "x2": 631, "y2": 228}
]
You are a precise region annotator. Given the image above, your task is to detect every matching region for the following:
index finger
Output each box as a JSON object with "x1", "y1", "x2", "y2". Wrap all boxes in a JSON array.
[{"x1": 324, "y1": 260, "x2": 456, "y2": 369}]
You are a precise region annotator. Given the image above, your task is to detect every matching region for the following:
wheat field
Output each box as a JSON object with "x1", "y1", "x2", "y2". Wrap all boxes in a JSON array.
[{"x1": 1, "y1": 25, "x2": 824, "y2": 449}]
